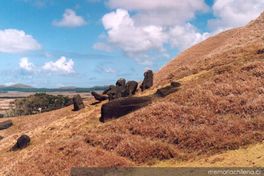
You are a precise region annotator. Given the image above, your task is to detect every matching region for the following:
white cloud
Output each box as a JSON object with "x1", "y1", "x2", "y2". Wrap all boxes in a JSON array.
[
  {"x1": 0, "y1": 29, "x2": 41, "y2": 53},
  {"x1": 101, "y1": 0, "x2": 264, "y2": 63},
  {"x1": 169, "y1": 24, "x2": 210, "y2": 50},
  {"x1": 108, "y1": 0, "x2": 207, "y2": 11},
  {"x1": 102, "y1": 9, "x2": 168, "y2": 55},
  {"x1": 53, "y1": 9, "x2": 87, "y2": 27},
  {"x1": 19, "y1": 57, "x2": 34, "y2": 71},
  {"x1": 100, "y1": 0, "x2": 264, "y2": 64},
  {"x1": 100, "y1": 8, "x2": 209, "y2": 64},
  {"x1": 209, "y1": 0, "x2": 264, "y2": 32},
  {"x1": 107, "y1": 0, "x2": 208, "y2": 26},
  {"x1": 43, "y1": 56, "x2": 75, "y2": 74},
  {"x1": 98, "y1": 1, "x2": 211, "y2": 64}
]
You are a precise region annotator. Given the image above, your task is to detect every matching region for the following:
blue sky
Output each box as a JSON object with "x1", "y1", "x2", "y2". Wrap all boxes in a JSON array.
[{"x1": 0, "y1": 0, "x2": 263, "y2": 88}]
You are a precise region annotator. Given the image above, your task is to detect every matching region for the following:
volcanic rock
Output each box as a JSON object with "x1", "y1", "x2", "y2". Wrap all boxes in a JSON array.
[
  {"x1": 91, "y1": 91, "x2": 108, "y2": 102},
  {"x1": 100, "y1": 96, "x2": 152, "y2": 122},
  {"x1": 171, "y1": 81, "x2": 182, "y2": 88},
  {"x1": 11, "y1": 134, "x2": 31, "y2": 151},
  {"x1": 116, "y1": 78, "x2": 127, "y2": 97},
  {"x1": 0, "y1": 120, "x2": 13, "y2": 130},
  {"x1": 102, "y1": 85, "x2": 114, "y2": 95},
  {"x1": 140, "y1": 70, "x2": 154, "y2": 91},
  {"x1": 257, "y1": 49, "x2": 264, "y2": 54},
  {"x1": 116, "y1": 78, "x2": 126, "y2": 88},
  {"x1": 155, "y1": 82, "x2": 181, "y2": 97},
  {"x1": 124, "y1": 81, "x2": 138, "y2": 96},
  {"x1": 72, "y1": 95, "x2": 85, "y2": 111},
  {"x1": 105, "y1": 85, "x2": 123, "y2": 101}
]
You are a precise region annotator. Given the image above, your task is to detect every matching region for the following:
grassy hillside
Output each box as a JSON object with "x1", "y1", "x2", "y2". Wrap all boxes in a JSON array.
[{"x1": 0, "y1": 12, "x2": 263, "y2": 176}]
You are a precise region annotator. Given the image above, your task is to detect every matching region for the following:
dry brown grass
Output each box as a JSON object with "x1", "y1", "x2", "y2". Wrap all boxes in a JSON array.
[
  {"x1": 0, "y1": 11, "x2": 264, "y2": 176},
  {"x1": 83, "y1": 11, "x2": 264, "y2": 165},
  {"x1": 86, "y1": 133, "x2": 181, "y2": 164},
  {"x1": 0, "y1": 99, "x2": 134, "y2": 176},
  {"x1": 4, "y1": 140, "x2": 132, "y2": 176},
  {"x1": 156, "y1": 142, "x2": 264, "y2": 167},
  {"x1": 85, "y1": 99, "x2": 263, "y2": 162},
  {"x1": 155, "y1": 12, "x2": 264, "y2": 87}
]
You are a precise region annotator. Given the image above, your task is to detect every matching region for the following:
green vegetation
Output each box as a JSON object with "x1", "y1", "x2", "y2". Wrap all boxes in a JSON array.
[{"x1": 7, "y1": 93, "x2": 72, "y2": 117}]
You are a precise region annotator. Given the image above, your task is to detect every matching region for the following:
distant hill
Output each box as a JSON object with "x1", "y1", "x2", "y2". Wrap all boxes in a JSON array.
[
  {"x1": 7, "y1": 84, "x2": 33, "y2": 89},
  {"x1": 0, "y1": 84, "x2": 108, "y2": 93},
  {"x1": 0, "y1": 84, "x2": 33, "y2": 89},
  {"x1": 58, "y1": 86, "x2": 78, "y2": 90}
]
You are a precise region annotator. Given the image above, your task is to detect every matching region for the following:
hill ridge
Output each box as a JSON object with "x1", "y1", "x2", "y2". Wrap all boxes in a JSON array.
[{"x1": 0, "y1": 11, "x2": 263, "y2": 176}]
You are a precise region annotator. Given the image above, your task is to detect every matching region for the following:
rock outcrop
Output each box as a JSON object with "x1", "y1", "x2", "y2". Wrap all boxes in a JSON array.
[
  {"x1": 257, "y1": 49, "x2": 264, "y2": 54},
  {"x1": 100, "y1": 96, "x2": 152, "y2": 122},
  {"x1": 124, "y1": 81, "x2": 138, "y2": 96},
  {"x1": 171, "y1": 81, "x2": 181, "y2": 88},
  {"x1": 116, "y1": 78, "x2": 126, "y2": 88},
  {"x1": 155, "y1": 82, "x2": 181, "y2": 97},
  {"x1": 0, "y1": 120, "x2": 13, "y2": 130},
  {"x1": 99, "y1": 81, "x2": 181, "y2": 122},
  {"x1": 91, "y1": 91, "x2": 108, "y2": 102},
  {"x1": 116, "y1": 78, "x2": 127, "y2": 97},
  {"x1": 140, "y1": 70, "x2": 153, "y2": 91},
  {"x1": 105, "y1": 85, "x2": 121, "y2": 101},
  {"x1": 102, "y1": 85, "x2": 114, "y2": 95},
  {"x1": 104, "y1": 79, "x2": 139, "y2": 101},
  {"x1": 72, "y1": 95, "x2": 85, "y2": 111},
  {"x1": 11, "y1": 134, "x2": 31, "y2": 151}
]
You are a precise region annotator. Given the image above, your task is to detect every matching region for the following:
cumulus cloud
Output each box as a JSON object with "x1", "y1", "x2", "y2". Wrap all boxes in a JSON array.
[
  {"x1": 100, "y1": 8, "x2": 209, "y2": 64},
  {"x1": 99, "y1": 0, "x2": 264, "y2": 64},
  {"x1": 43, "y1": 56, "x2": 75, "y2": 74},
  {"x1": 53, "y1": 9, "x2": 87, "y2": 27},
  {"x1": 169, "y1": 24, "x2": 210, "y2": 50},
  {"x1": 0, "y1": 29, "x2": 41, "y2": 53},
  {"x1": 209, "y1": 0, "x2": 264, "y2": 32},
  {"x1": 102, "y1": 9, "x2": 168, "y2": 55},
  {"x1": 107, "y1": 0, "x2": 208, "y2": 26},
  {"x1": 19, "y1": 57, "x2": 34, "y2": 72},
  {"x1": 97, "y1": 0, "x2": 211, "y2": 64}
]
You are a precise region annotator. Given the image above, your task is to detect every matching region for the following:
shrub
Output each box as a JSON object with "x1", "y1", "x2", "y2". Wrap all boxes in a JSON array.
[{"x1": 7, "y1": 93, "x2": 72, "y2": 117}]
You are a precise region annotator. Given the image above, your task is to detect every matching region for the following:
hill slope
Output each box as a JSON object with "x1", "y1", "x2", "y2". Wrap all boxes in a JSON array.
[
  {"x1": 0, "y1": 12, "x2": 263, "y2": 176},
  {"x1": 8, "y1": 84, "x2": 33, "y2": 89},
  {"x1": 155, "y1": 11, "x2": 264, "y2": 86}
]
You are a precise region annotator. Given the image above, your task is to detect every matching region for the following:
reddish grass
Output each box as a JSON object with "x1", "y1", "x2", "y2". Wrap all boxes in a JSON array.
[
  {"x1": 5, "y1": 140, "x2": 133, "y2": 176},
  {"x1": 85, "y1": 13, "x2": 264, "y2": 165},
  {"x1": 84, "y1": 59, "x2": 264, "y2": 164},
  {"x1": 85, "y1": 133, "x2": 181, "y2": 164},
  {"x1": 1, "y1": 12, "x2": 264, "y2": 175}
]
